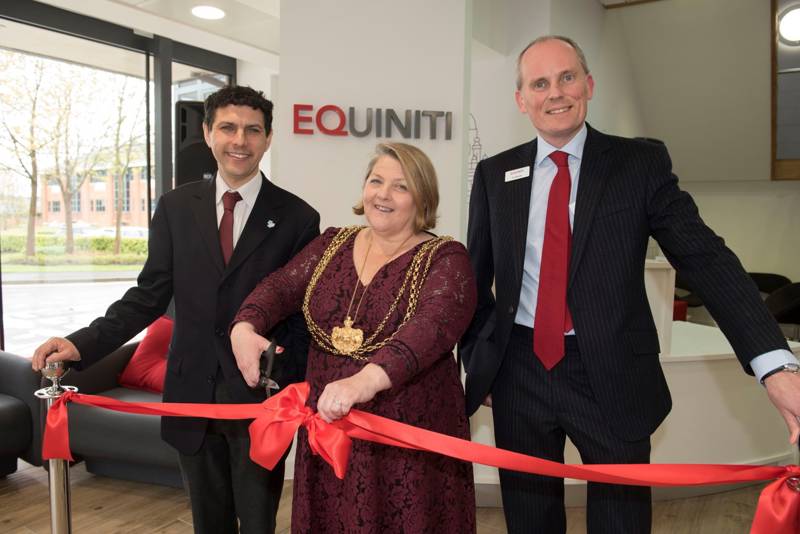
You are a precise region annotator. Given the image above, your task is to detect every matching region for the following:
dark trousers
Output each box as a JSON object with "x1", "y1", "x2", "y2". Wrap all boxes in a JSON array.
[
  {"x1": 492, "y1": 325, "x2": 652, "y2": 534},
  {"x1": 178, "y1": 379, "x2": 287, "y2": 534}
]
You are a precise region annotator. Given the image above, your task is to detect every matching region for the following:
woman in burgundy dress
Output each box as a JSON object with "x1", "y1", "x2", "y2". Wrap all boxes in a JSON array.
[{"x1": 230, "y1": 142, "x2": 477, "y2": 533}]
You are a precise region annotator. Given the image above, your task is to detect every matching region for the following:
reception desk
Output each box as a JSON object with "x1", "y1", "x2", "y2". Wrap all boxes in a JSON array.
[
  {"x1": 644, "y1": 258, "x2": 676, "y2": 355},
  {"x1": 471, "y1": 260, "x2": 800, "y2": 505}
]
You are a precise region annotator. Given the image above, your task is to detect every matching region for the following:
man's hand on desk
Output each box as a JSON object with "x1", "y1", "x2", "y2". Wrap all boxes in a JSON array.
[{"x1": 764, "y1": 370, "x2": 800, "y2": 444}]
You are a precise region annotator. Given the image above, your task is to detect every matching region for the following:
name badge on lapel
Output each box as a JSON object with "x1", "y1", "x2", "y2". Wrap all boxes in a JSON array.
[{"x1": 505, "y1": 166, "x2": 530, "y2": 182}]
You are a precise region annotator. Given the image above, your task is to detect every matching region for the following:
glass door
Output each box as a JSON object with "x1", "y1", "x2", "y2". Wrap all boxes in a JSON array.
[{"x1": 0, "y1": 20, "x2": 150, "y2": 354}]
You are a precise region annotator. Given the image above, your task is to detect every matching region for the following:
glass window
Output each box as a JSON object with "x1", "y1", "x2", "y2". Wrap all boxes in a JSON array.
[
  {"x1": 72, "y1": 191, "x2": 81, "y2": 213},
  {"x1": 0, "y1": 20, "x2": 149, "y2": 355}
]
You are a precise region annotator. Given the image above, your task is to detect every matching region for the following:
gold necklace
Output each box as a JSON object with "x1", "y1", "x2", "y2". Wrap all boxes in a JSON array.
[
  {"x1": 303, "y1": 226, "x2": 453, "y2": 360},
  {"x1": 331, "y1": 229, "x2": 414, "y2": 355}
]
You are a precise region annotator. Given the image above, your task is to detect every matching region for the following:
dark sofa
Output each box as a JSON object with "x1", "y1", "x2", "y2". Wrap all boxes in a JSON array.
[
  {"x1": 0, "y1": 343, "x2": 182, "y2": 487},
  {"x1": 0, "y1": 350, "x2": 38, "y2": 476}
]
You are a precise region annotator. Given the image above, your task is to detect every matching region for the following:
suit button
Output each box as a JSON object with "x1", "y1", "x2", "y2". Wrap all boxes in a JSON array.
[
  {"x1": 207, "y1": 375, "x2": 215, "y2": 384},
  {"x1": 215, "y1": 328, "x2": 225, "y2": 337},
  {"x1": 508, "y1": 306, "x2": 515, "y2": 314}
]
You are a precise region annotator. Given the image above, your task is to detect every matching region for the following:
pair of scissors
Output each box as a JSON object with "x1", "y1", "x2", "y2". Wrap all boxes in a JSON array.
[{"x1": 257, "y1": 342, "x2": 281, "y2": 398}]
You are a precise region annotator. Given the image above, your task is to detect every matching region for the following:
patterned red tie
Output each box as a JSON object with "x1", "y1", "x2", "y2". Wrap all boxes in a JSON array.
[
  {"x1": 219, "y1": 191, "x2": 242, "y2": 265},
  {"x1": 533, "y1": 150, "x2": 574, "y2": 370}
]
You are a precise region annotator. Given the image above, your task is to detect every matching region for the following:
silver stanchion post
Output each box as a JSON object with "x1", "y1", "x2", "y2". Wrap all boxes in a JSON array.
[{"x1": 35, "y1": 361, "x2": 77, "y2": 534}]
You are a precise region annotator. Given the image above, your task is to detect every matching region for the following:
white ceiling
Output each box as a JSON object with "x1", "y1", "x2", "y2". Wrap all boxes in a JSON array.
[
  {"x1": 51, "y1": 2, "x2": 667, "y2": 69},
  {"x1": 48, "y1": 0, "x2": 661, "y2": 57},
  {"x1": 0, "y1": 17, "x2": 220, "y2": 82},
  {"x1": 110, "y1": 0, "x2": 281, "y2": 52}
]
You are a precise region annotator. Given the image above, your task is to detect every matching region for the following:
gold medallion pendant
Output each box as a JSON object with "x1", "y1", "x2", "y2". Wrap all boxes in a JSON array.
[
  {"x1": 303, "y1": 226, "x2": 452, "y2": 360},
  {"x1": 331, "y1": 316, "x2": 364, "y2": 355}
]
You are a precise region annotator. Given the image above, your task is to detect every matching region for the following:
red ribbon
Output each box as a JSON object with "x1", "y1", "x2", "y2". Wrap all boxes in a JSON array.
[{"x1": 43, "y1": 383, "x2": 799, "y2": 533}]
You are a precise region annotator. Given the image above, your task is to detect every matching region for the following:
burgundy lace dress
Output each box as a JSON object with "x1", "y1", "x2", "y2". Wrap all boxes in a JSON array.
[{"x1": 235, "y1": 227, "x2": 477, "y2": 533}]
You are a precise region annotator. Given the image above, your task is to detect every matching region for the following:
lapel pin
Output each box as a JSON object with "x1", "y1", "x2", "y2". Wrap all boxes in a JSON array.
[{"x1": 267, "y1": 220, "x2": 276, "y2": 229}]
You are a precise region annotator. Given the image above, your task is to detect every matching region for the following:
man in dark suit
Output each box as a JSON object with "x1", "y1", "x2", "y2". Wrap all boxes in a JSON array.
[
  {"x1": 32, "y1": 86, "x2": 320, "y2": 534},
  {"x1": 460, "y1": 35, "x2": 800, "y2": 534}
]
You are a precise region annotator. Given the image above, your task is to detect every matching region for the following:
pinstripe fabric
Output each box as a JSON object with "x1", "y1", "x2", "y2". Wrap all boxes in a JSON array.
[
  {"x1": 493, "y1": 326, "x2": 651, "y2": 534},
  {"x1": 460, "y1": 125, "x2": 791, "y2": 531}
]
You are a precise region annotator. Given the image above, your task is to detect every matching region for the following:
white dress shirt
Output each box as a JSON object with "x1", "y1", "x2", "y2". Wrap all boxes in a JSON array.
[
  {"x1": 514, "y1": 124, "x2": 586, "y2": 334},
  {"x1": 214, "y1": 172, "x2": 262, "y2": 248}
]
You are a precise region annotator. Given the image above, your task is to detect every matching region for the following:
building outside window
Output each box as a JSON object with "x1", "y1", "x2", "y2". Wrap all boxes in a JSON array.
[
  {"x1": 0, "y1": 4, "x2": 234, "y2": 355},
  {"x1": 124, "y1": 168, "x2": 132, "y2": 212}
]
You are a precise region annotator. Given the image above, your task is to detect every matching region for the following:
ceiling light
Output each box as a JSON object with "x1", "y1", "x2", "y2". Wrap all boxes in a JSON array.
[
  {"x1": 779, "y1": 6, "x2": 800, "y2": 44},
  {"x1": 191, "y1": 5, "x2": 225, "y2": 20}
]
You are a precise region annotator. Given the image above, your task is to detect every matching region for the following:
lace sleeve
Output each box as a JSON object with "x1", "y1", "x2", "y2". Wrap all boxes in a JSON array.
[
  {"x1": 233, "y1": 227, "x2": 340, "y2": 335},
  {"x1": 370, "y1": 240, "x2": 477, "y2": 387}
]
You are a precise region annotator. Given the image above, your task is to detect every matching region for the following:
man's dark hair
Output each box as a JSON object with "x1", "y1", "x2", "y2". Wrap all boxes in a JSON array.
[{"x1": 204, "y1": 85, "x2": 274, "y2": 136}]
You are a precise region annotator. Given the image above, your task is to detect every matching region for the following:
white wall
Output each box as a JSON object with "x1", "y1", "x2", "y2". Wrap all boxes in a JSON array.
[
  {"x1": 684, "y1": 180, "x2": 800, "y2": 282},
  {"x1": 470, "y1": 0, "x2": 551, "y2": 159},
  {"x1": 274, "y1": 0, "x2": 471, "y2": 239},
  {"x1": 616, "y1": 0, "x2": 771, "y2": 183},
  {"x1": 613, "y1": 0, "x2": 800, "y2": 281},
  {"x1": 550, "y1": 0, "x2": 646, "y2": 138}
]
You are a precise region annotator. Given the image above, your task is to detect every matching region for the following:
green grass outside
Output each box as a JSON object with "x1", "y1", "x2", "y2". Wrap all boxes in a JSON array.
[{"x1": 1, "y1": 230, "x2": 145, "y2": 273}]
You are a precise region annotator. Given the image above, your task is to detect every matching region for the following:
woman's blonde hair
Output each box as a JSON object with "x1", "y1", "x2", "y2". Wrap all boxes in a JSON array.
[{"x1": 353, "y1": 142, "x2": 439, "y2": 232}]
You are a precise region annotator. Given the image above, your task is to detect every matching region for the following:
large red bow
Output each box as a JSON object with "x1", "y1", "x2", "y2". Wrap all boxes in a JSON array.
[{"x1": 43, "y1": 383, "x2": 800, "y2": 533}]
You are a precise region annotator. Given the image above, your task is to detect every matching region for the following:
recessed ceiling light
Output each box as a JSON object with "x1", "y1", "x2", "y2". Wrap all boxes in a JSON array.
[
  {"x1": 191, "y1": 5, "x2": 225, "y2": 20},
  {"x1": 779, "y1": 6, "x2": 800, "y2": 44}
]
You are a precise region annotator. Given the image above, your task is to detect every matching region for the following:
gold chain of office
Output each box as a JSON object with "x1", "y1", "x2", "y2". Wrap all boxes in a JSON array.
[{"x1": 302, "y1": 225, "x2": 452, "y2": 360}]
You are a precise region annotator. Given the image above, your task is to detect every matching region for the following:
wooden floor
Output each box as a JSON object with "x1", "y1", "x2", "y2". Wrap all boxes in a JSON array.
[{"x1": 0, "y1": 461, "x2": 765, "y2": 533}]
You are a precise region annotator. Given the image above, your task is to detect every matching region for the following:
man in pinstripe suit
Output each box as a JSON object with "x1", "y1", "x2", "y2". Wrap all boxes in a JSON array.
[{"x1": 460, "y1": 35, "x2": 800, "y2": 534}]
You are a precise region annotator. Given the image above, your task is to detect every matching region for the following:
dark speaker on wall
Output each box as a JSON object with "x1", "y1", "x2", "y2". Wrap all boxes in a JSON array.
[{"x1": 175, "y1": 101, "x2": 216, "y2": 187}]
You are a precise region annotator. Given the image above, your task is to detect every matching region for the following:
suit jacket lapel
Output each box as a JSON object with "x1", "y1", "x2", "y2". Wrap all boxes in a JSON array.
[
  {"x1": 569, "y1": 125, "x2": 612, "y2": 286},
  {"x1": 191, "y1": 178, "x2": 225, "y2": 275},
  {"x1": 500, "y1": 140, "x2": 536, "y2": 297},
  {"x1": 223, "y1": 174, "x2": 282, "y2": 280}
]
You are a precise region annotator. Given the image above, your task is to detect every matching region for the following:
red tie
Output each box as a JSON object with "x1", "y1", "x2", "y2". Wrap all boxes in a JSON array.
[
  {"x1": 533, "y1": 150, "x2": 574, "y2": 370},
  {"x1": 220, "y1": 191, "x2": 242, "y2": 265}
]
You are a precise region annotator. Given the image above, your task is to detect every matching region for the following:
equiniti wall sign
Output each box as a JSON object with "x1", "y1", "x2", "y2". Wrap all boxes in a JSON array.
[{"x1": 293, "y1": 104, "x2": 454, "y2": 140}]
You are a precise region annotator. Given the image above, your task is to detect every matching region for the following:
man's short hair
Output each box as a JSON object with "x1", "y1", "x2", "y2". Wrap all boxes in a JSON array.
[
  {"x1": 516, "y1": 35, "x2": 590, "y2": 90},
  {"x1": 204, "y1": 85, "x2": 274, "y2": 136}
]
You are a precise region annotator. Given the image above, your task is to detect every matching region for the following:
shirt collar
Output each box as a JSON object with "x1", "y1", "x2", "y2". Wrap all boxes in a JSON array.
[
  {"x1": 535, "y1": 123, "x2": 588, "y2": 167},
  {"x1": 215, "y1": 171, "x2": 263, "y2": 207}
]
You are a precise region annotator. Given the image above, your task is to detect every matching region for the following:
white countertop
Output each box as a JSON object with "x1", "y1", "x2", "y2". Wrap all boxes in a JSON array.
[
  {"x1": 662, "y1": 321, "x2": 800, "y2": 362},
  {"x1": 645, "y1": 258, "x2": 674, "y2": 270}
]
